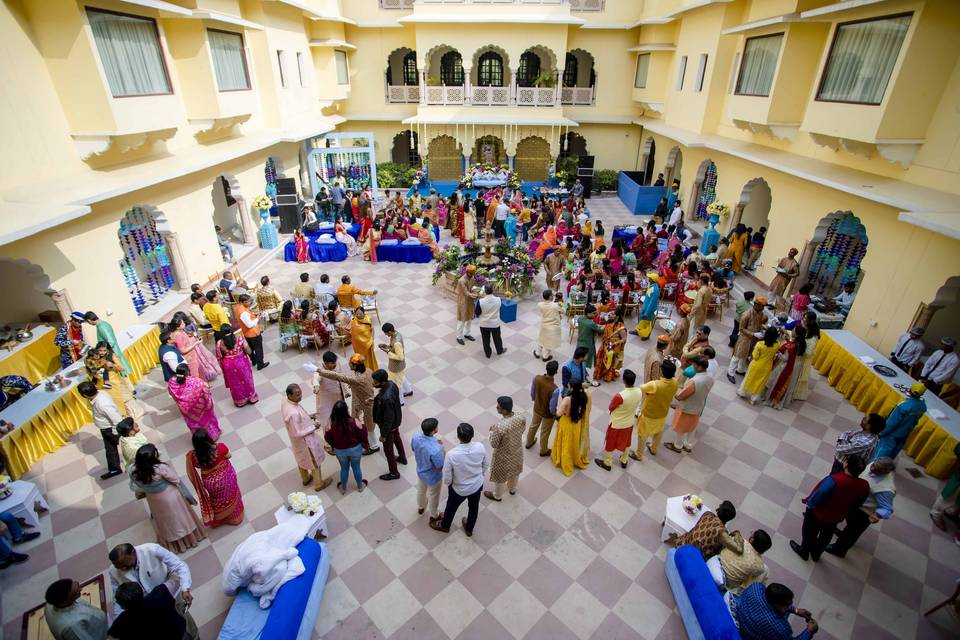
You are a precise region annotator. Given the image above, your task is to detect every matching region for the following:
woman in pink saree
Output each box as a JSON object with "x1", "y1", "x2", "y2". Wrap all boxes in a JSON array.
[
  {"x1": 215, "y1": 325, "x2": 259, "y2": 407},
  {"x1": 294, "y1": 229, "x2": 309, "y2": 263},
  {"x1": 418, "y1": 222, "x2": 440, "y2": 257},
  {"x1": 167, "y1": 363, "x2": 221, "y2": 440},
  {"x1": 169, "y1": 313, "x2": 220, "y2": 383},
  {"x1": 186, "y1": 428, "x2": 244, "y2": 528}
]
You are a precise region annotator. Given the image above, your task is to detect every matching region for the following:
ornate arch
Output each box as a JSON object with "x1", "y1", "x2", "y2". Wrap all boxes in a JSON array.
[
  {"x1": 664, "y1": 146, "x2": 683, "y2": 188},
  {"x1": 0, "y1": 258, "x2": 67, "y2": 322},
  {"x1": 640, "y1": 136, "x2": 656, "y2": 185},
  {"x1": 471, "y1": 44, "x2": 511, "y2": 71},
  {"x1": 211, "y1": 173, "x2": 254, "y2": 245},
  {"x1": 427, "y1": 134, "x2": 462, "y2": 182},
  {"x1": 930, "y1": 276, "x2": 960, "y2": 308},
  {"x1": 730, "y1": 177, "x2": 772, "y2": 233},
  {"x1": 391, "y1": 130, "x2": 421, "y2": 166},
  {"x1": 515, "y1": 135, "x2": 551, "y2": 182},
  {"x1": 798, "y1": 211, "x2": 869, "y2": 297},
  {"x1": 566, "y1": 48, "x2": 595, "y2": 87},
  {"x1": 423, "y1": 44, "x2": 459, "y2": 71}
]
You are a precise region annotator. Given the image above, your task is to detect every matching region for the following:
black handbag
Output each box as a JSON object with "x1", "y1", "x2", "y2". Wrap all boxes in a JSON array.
[{"x1": 475, "y1": 298, "x2": 482, "y2": 318}]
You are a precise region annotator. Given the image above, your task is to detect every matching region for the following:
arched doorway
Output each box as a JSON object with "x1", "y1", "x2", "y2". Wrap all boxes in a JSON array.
[
  {"x1": 515, "y1": 136, "x2": 551, "y2": 182},
  {"x1": 733, "y1": 178, "x2": 771, "y2": 231},
  {"x1": 803, "y1": 212, "x2": 868, "y2": 297},
  {"x1": 664, "y1": 146, "x2": 683, "y2": 194},
  {"x1": 0, "y1": 258, "x2": 65, "y2": 322},
  {"x1": 427, "y1": 135, "x2": 461, "y2": 181},
  {"x1": 558, "y1": 131, "x2": 588, "y2": 161},
  {"x1": 117, "y1": 206, "x2": 177, "y2": 315},
  {"x1": 640, "y1": 137, "x2": 656, "y2": 185},
  {"x1": 391, "y1": 131, "x2": 421, "y2": 166},
  {"x1": 912, "y1": 277, "x2": 960, "y2": 373},
  {"x1": 472, "y1": 135, "x2": 506, "y2": 166},
  {"x1": 211, "y1": 174, "x2": 254, "y2": 251},
  {"x1": 689, "y1": 160, "x2": 718, "y2": 222}
]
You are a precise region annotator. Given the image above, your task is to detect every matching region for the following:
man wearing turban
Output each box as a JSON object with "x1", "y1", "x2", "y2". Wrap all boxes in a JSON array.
[{"x1": 315, "y1": 352, "x2": 378, "y2": 454}]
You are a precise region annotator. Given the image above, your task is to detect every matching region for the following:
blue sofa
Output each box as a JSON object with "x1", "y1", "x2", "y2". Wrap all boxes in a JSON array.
[
  {"x1": 218, "y1": 539, "x2": 330, "y2": 640},
  {"x1": 664, "y1": 546, "x2": 739, "y2": 640}
]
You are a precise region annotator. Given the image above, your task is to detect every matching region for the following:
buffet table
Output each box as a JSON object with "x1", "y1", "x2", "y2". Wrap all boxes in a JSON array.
[
  {"x1": 0, "y1": 324, "x2": 159, "y2": 478},
  {"x1": 0, "y1": 326, "x2": 61, "y2": 383},
  {"x1": 812, "y1": 330, "x2": 959, "y2": 478},
  {"x1": 612, "y1": 228, "x2": 639, "y2": 247}
]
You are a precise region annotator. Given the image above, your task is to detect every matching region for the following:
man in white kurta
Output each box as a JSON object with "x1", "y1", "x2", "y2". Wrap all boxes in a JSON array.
[
  {"x1": 534, "y1": 290, "x2": 562, "y2": 362},
  {"x1": 312, "y1": 351, "x2": 348, "y2": 428}
]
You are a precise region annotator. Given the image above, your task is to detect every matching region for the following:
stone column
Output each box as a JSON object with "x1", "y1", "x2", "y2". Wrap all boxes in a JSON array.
[
  {"x1": 47, "y1": 289, "x2": 74, "y2": 323},
  {"x1": 553, "y1": 70, "x2": 561, "y2": 106},
  {"x1": 509, "y1": 67, "x2": 518, "y2": 106},
  {"x1": 419, "y1": 69, "x2": 426, "y2": 105},
  {"x1": 160, "y1": 231, "x2": 192, "y2": 290},
  {"x1": 463, "y1": 66, "x2": 472, "y2": 105},
  {"x1": 508, "y1": 154, "x2": 515, "y2": 170}
]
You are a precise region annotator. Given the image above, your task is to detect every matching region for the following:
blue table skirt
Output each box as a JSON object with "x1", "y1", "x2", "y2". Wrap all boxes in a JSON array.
[
  {"x1": 284, "y1": 240, "x2": 348, "y2": 262},
  {"x1": 612, "y1": 229, "x2": 639, "y2": 246},
  {"x1": 306, "y1": 224, "x2": 360, "y2": 240},
  {"x1": 376, "y1": 243, "x2": 433, "y2": 264}
]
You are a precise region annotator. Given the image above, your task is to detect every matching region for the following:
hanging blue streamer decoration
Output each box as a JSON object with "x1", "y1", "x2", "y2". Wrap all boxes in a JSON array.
[
  {"x1": 117, "y1": 207, "x2": 175, "y2": 314},
  {"x1": 808, "y1": 213, "x2": 868, "y2": 297},
  {"x1": 695, "y1": 162, "x2": 718, "y2": 221}
]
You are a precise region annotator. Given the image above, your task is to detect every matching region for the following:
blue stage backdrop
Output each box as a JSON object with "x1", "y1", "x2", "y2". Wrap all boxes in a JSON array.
[{"x1": 618, "y1": 171, "x2": 675, "y2": 215}]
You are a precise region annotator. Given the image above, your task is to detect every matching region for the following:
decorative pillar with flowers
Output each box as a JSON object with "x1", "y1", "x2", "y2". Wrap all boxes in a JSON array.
[
  {"x1": 700, "y1": 202, "x2": 730, "y2": 255},
  {"x1": 252, "y1": 195, "x2": 279, "y2": 249}
]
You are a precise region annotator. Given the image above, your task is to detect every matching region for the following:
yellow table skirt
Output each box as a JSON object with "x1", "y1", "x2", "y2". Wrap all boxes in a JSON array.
[
  {"x1": 812, "y1": 332, "x2": 957, "y2": 479},
  {"x1": 0, "y1": 326, "x2": 159, "y2": 479},
  {"x1": 0, "y1": 328, "x2": 61, "y2": 384}
]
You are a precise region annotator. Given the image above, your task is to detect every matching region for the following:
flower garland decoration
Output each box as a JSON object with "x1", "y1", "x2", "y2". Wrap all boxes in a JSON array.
[
  {"x1": 0, "y1": 474, "x2": 11, "y2": 499},
  {"x1": 705, "y1": 202, "x2": 730, "y2": 220},
  {"x1": 412, "y1": 169, "x2": 425, "y2": 186},
  {"x1": 431, "y1": 241, "x2": 541, "y2": 296},
  {"x1": 287, "y1": 492, "x2": 322, "y2": 516},
  {"x1": 251, "y1": 195, "x2": 274, "y2": 211},
  {"x1": 460, "y1": 163, "x2": 521, "y2": 190},
  {"x1": 681, "y1": 494, "x2": 704, "y2": 517}
]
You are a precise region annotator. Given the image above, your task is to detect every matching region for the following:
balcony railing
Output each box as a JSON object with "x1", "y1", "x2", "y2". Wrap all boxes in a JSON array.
[
  {"x1": 417, "y1": 0, "x2": 563, "y2": 4},
  {"x1": 379, "y1": 0, "x2": 414, "y2": 8},
  {"x1": 424, "y1": 85, "x2": 467, "y2": 105},
  {"x1": 560, "y1": 86, "x2": 595, "y2": 105},
  {"x1": 471, "y1": 86, "x2": 511, "y2": 106},
  {"x1": 569, "y1": 0, "x2": 604, "y2": 9},
  {"x1": 386, "y1": 85, "x2": 420, "y2": 103},
  {"x1": 516, "y1": 86, "x2": 558, "y2": 107}
]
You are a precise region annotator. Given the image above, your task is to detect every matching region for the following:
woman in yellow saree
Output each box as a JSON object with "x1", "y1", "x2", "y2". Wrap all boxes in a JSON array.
[
  {"x1": 551, "y1": 382, "x2": 593, "y2": 476},
  {"x1": 350, "y1": 306, "x2": 379, "y2": 371},
  {"x1": 727, "y1": 223, "x2": 749, "y2": 272}
]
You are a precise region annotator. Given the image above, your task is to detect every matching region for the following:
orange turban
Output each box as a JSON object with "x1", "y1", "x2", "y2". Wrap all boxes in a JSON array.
[
  {"x1": 680, "y1": 303, "x2": 691, "y2": 314},
  {"x1": 755, "y1": 296, "x2": 768, "y2": 305},
  {"x1": 349, "y1": 354, "x2": 365, "y2": 366}
]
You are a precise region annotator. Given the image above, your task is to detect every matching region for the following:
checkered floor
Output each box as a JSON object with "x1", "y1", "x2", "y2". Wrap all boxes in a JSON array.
[{"x1": 2, "y1": 196, "x2": 958, "y2": 639}]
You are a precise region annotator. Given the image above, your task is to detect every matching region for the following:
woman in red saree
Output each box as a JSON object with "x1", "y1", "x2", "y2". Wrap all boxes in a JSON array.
[
  {"x1": 186, "y1": 428, "x2": 244, "y2": 528},
  {"x1": 167, "y1": 363, "x2": 221, "y2": 440},
  {"x1": 594, "y1": 307, "x2": 627, "y2": 382},
  {"x1": 763, "y1": 326, "x2": 807, "y2": 410},
  {"x1": 294, "y1": 229, "x2": 309, "y2": 263},
  {"x1": 215, "y1": 325, "x2": 259, "y2": 407}
]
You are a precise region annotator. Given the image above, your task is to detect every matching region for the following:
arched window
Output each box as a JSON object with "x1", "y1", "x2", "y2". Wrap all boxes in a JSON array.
[
  {"x1": 402, "y1": 51, "x2": 417, "y2": 86},
  {"x1": 563, "y1": 52, "x2": 578, "y2": 87},
  {"x1": 517, "y1": 51, "x2": 541, "y2": 87},
  {"x1": 589, "y1": 64, "x2": 596, "y2": 87},
  {"x1": 477, "y1": 51, "x2": 504, "y2": 87},
  {"x1": 440, "y1": 51, "x2": 463, "y2": 86}
]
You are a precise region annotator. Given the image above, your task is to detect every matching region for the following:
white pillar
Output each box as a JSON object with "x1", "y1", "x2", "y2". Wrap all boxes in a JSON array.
[
  {"x1": 161, "y1": 231, "x2": 192, "y2": 290},
  {"x1": 48, "y1": 289, "x2": 74, "y2": 323},
  {"x1": 464, "y1": 66, "x2": 472, "y2": 105},
  {"x1": 553, "y1": 71, "x2": 561, "y2": 107},
  {"x1": 419, "y1": 69, "x2": 426, "y2": 105},
  {"x1": 509, "y1": 67, "x2": 518, "y2": 106}
]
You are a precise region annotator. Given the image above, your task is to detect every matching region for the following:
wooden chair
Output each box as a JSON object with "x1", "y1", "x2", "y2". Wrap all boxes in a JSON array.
[
  {"x1": 707, "y1": 294, "x2": 724, "y2": 322},
  {"x1": 330, "y1": 326, "x2": 351, "y2": 356},
  {"x1": 568, "y1": 316, "x2": 579, "y2": 344},
  {"x1": 361, "y1": 295, "x2": 381, "y2": 325}
]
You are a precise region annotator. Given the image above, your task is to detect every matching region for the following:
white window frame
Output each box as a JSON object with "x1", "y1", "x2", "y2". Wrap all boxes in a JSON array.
[
  {"x1": 634, "y1": 53, "x2": 650, "y2": 89},
  {"x1": 735, "y1": 33, "x2": 784, "y2": 97},
  {"x1": 728, "y1": 52, "x2": 740, "y2": 94},
  {"x1": 207, "y1": 29, "x2": 251, "y2": 92},
  {"x1": 296, "y1": 51, "x2": 306, "y2": 87},
  {"x1": 86, "y1": 8, "x2": 173, "y2": 98},
  {"x1": 277, "y1": 50, "x2": 286, "y2": 88},
  {"x1": 676, "y1": 55, "x2": 687, "y2": 91},
  {"x1": 335, "y1": 50, "x2": 349, "y2": 85},
  {"x1": 695, "y1": 53, "x2": 708, "y2": 92}
]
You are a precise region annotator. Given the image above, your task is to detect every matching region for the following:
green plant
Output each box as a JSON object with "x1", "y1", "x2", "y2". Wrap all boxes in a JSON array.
[
  {"x1": 533, "y1": 71, "x2": 556, "y2": 88},
  {"x1": 555, "y1": 156, "x2": 578, "y2": 184},
  {"x1": 593, "y1": 169, "x2": 619, "y2": 191},
  {"x1": 376, "y1": 162, "x2": 417, "y2": 189},
  {"x1": 426, "y1": 75, "x2": 442, "y2": 86}
]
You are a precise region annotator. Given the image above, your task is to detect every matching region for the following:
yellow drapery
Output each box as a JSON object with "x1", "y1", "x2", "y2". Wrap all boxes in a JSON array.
[
  {"x1": 0, "y1": 327, "x2": 61, "y2": 383},
  {"x1": 812, "y1": 332, "x2": 957, "y2": 479},
  {"x1": 0, "y1": 327, "x2": 159, "y2": 478}
]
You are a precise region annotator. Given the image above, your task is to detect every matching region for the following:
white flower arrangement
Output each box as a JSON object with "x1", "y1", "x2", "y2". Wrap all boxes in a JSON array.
[
  {"x1": 681, "y1": 494, "x2": 704, "y2": 517},
  {"x1": 287, "y1": 492, "x2": 322, "y2": 516},
  {"x1": 251, "y1": 195, "x2": 274, "y2": 210},
  {"x1": 0, "y1": 474, "x2": 11, "y2": 499},
  {"x1": 706, "y1": 202, "x2": 730, "y2": 219}
]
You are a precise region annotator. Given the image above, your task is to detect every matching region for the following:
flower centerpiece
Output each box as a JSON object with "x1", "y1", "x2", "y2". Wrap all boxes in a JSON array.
[
  {"x1": 286, "y1": 492, "x2": 322, "y2": 517},
  {"x1": 705, "y1": 202, "x2": 730, "y2": 222},
  {"x1": 0, "y1": 474, "x2": 12, "y2": 500},
  {"x1": 460, "y1": 163, "x2": 521, "y2": 190},
  {"x1": 432, "y1": 240, "x2": 541, "y2": 297},
  {"x1": 681, "y1": 494, "x2": 704, "y2": 517},
  {"x1": 412, "y1": 169, "x2": 425, "y2": 187}
]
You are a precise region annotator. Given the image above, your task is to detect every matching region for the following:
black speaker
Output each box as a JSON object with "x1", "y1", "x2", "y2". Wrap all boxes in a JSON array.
[
  {"x1": 577, "y1": 155, "x2": 595, "y2": 198},
  {"x1": 276, "y1": 178, "x2": 300, "y2": 233}
]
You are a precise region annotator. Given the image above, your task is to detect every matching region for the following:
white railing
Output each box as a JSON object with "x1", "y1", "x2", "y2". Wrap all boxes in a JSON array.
[
  {"x1": 560, "y1": 86, "x2": 595, "y2": 105},
  {"x1": 516, "y1": 86, "x2": 557, "y2": 107},
  {"x1": 386, "y1": 85, "x2": 420, "y2": 103},
  {"x1": 424, "y1": 85, "x2": 466, "y2": 105},
  {"x1": 418, "y1": 0, "x2": 563, "y2": 4},
  {"x1": 471, "y1": 85, "x2": 511, "y2": 106},
  {"x1": 380, "y1": 0, "x2": 415, "y2": 8},
  {"x1": 569, "y1": 0, "x2": 604, "y2": 9}
]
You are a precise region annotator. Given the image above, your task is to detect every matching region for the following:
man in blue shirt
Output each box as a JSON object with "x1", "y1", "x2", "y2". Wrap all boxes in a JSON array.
[
  {"x1": 411, "y1": 418, "x2": 445, "y2": 522},
  {"x1": 733, "y1": 582, "x2": 818, "y2": 640},
  {"x1": 561, "y1": 346, "x2": 599, "y2": 395},
  {"x1": 872, "y1": 382, "x2": 927, "y2": 460}
]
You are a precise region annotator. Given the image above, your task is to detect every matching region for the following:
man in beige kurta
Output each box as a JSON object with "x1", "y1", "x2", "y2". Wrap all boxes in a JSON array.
[
  {"x1": 534, "y1": 289, "x2": 562, "y2": 361},
  {"x1": 689, "y1": 275, "x2": 711, "y2": 332},
  {"x1": 726, "y1": 297, "x2": 767, "y2": 382},
  {"x1": 484, "y1": 396, "x2": 528, "y2": 501},
  {"x1": 456, "y1": 266, "x2": 480, "y2": 345},
  {"x1": 645, "y1": 335, "x2": 670, "y2": 383},
  {"x1": 282, "y1": 383, "x2": 331, "y2": 491},
  {"x1": 543, "y1": 251, "x2": 564, "y2": 293},
  {"x1": 379, "y1": 323, "x2": 412, "y2": 398},
  {"x1": 316, "y1": 353, "x2": 377, "y2": 453},
  {"x1": 769, "y1": 248, "x2": 800, "y2": 308},
  {"x1": 667, "y1": 304, "x2": 691, "y2": 360}
]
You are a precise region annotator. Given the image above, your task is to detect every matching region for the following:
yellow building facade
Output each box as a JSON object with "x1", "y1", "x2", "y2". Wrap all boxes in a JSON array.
[{"x1": 0, "y1": 0, "x2": 958, "y2": 354}]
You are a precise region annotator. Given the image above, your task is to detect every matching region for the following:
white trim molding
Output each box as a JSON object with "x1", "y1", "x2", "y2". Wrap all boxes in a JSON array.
[
  {"x1": 187, "y1": 114, "x2": 252, "y2": 137},
  {"x1": 70, "y1": 127, "x2": 177, "y2": 161},
  {"x1": 309, "y1": 39, "x2": 357, "y2": 50},
  {"x1": 732, "y1": 119, "x2": 800, "y2": 142},
  {"x1": 808, "y1": 133, "x2": 925, "y2": 167},
  {"x1": 628, "y1": 44, "x2": 676, "y2": 53},
  {"x1": 721, "y1": 13, "x2": 801, "y2": 35}
]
